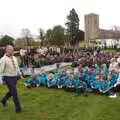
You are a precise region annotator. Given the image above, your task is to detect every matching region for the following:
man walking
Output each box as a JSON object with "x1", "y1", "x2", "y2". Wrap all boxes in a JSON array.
[{"x1": 0, "y1": 45, "x2": 22, "y2": 113}]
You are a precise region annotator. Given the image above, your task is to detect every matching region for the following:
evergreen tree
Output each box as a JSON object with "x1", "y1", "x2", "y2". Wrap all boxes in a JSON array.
[
  {"x1": 39, "y1": 28, "x2": 45, "y2": 46},
  {"x1": 65, "y1": 8, "x2": 80, "y2": 46}
]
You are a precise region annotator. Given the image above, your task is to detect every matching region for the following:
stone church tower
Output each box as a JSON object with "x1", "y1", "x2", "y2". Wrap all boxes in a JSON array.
[{"x1": 85, "y1": 13, "x2": 99, "y2": 41}]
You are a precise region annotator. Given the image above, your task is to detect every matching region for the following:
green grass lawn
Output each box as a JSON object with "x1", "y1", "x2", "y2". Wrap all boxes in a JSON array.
[
  {"x1": 1, "y1": 79, "x2": 120, "y2": 120},
  {"x1": 101, "y1": 49, "x2": 117, "y2": 53}
]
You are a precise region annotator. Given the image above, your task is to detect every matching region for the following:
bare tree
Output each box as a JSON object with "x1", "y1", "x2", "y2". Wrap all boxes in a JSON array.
[{"x1": 21, "y1": 28, "x2": 33, "y2": 49}]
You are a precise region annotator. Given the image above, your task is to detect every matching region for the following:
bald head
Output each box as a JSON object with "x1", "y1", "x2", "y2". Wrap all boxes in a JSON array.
[{"x1": 5, "y1": 45, "x2": 14, "y2": 57}]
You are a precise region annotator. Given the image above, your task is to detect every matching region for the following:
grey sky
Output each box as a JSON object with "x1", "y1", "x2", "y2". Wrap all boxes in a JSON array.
[{"x1": 0, "y1": 0, "x2": 120, "y2": 38}]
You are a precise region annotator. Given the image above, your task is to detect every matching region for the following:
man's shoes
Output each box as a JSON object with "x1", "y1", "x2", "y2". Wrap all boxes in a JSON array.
[
  {"x1": 84, "y1": 94, "x2": 88, "y2": 97},
  {"x1": 16, "y1": 108, "x2": 22, "y2": 113},
  {"x1": 0, "y1": 100, "x2": 7, "y2": 107},
  {"x1": 16, "y1": 109, "x2": 22, "y2": 113}
]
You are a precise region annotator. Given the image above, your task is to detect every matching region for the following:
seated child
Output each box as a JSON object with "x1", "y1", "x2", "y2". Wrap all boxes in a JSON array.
[
  {"x1": 57, "y1": 74, "x2": 65, "y2": 89},
  {"x1": 24, "y1": 67, "x2": 38, "y2": 88},
  {"x1": 73, "y1": 68, "x2": 79, "y2": 81},
  {"x1": 47, "y1": 73, "x2": 57, "y2": 88},
  {"x1": 84, "y1": 68, "x2": 95, "y2": 87},
  {"x1": 90, "y1": 75, "x2": 102, "y2": 93},
  {"x1": 99, "y1": 79, "x2": 110, "y2": 95},
  {"x1": 65, "y1": 72, "x2": 76, "y2": 92},
  {"x1": 37, "y1": 69, "x2": 47, "y2": 87},
  {"x1": 75, "y1": 77, "x2": 88, "y2": 96}
]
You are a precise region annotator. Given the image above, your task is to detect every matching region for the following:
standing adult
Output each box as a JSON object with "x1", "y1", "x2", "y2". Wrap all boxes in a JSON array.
[
  {"x1": 19, "y1": 48, "x2": 26, "y2": 67},
  {"x1": 109, "y1": 58, "x2": 118, "y2": 73},
  {"x1": 0, "y1": 45, "x2": 22, "y2": 113}
]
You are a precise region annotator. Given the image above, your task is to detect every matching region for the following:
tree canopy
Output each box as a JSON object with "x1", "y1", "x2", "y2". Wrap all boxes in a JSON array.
[
  {"x1": 0, "y1": 35, "x2": 15, "y2": 46},
  {"x1": 45, "y1": 25, "x2": 65, "y2": 46}
]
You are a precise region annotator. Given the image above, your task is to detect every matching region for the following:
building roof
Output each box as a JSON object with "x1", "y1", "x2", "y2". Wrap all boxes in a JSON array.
[{"x1": 85, "y1": 13, "x2": 99, "y2": 16}]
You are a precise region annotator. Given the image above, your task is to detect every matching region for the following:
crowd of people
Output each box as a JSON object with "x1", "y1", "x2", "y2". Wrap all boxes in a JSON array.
[
  {"x1": 16, "y1": 46, "x2": 120, "y2": 98},
  {"x1": 19, "y1": 47, "x2": 81, "y2": 67},
  {"x1": 23, "y1": 53, "x2": 120, "y2": 98},
  {"x1": 19, "y1": 46, "x2": 117, "y2": 68}
]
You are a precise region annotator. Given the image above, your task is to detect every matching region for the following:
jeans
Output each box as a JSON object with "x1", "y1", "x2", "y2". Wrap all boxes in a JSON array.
[{"x1": 1, "y1": 76, "x2": 21, "y2": 111}]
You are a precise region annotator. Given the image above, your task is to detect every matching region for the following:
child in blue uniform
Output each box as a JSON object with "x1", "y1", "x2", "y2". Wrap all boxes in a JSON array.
[
  {"x1": 37, "y1": 71, "x2": 47, "y2": 87},
  {"x1": 84, "y1": 68, "x2": 95, "y2": 87},
  {"x1": 99, "y1": 79, "x2": 110, "y2": 95},
  {"x1": 57, "y1": 74, "x2": 65, "y2": 88},
  {"x1": 24, "y1": 67, "x2": 38, "y2": 88},
  {"x1": 65, "y1": 71, "x2": 76, "y2": 92},
  {"x1": 73, "y1": 68, "x2": 80, "y2": 81},
  {"x1": 47, "y1": 73, "x2": 57, "y2": 88},
  {"x1": 91, "y1": 75, "x2": 102, "y2": 93},
  {"x1": 75, "y1": 77, "x2": 88, "y2": 96}
]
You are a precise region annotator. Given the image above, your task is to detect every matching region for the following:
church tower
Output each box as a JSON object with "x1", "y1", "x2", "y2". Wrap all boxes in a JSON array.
[{"x1": 85, "y1": 13, "x2": 99, "y2": 41}]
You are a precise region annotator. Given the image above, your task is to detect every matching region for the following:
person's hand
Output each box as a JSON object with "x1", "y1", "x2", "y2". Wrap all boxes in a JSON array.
[
  {"x1": 20, "y1": 75, "x2": 24, "y2": 80},
  {"x1": 0, "y1": 83, "x2": 3, "y2": 87}
]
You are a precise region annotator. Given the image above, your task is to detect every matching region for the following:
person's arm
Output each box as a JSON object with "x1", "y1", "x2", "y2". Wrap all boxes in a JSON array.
[
  {"x1": 0, "y1": 57, "x2": 6, "y2": 75},
  {"x1": 13, "y1": 56, "x2": 23, "y2": 78},
  {"x1": 17, "y1": 67, "x2": 24, "y2": 79}
]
